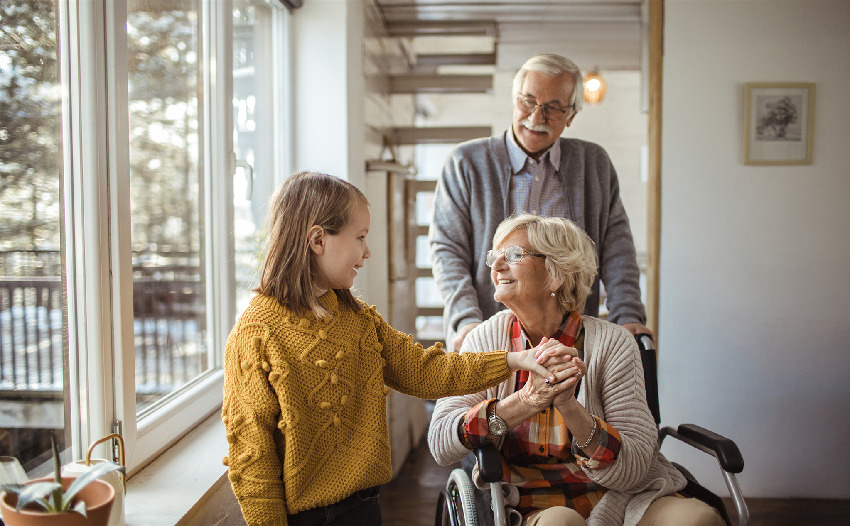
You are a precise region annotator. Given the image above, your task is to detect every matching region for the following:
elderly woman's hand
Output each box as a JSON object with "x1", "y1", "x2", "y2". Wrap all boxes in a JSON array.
[
  {"x1": 551, "y1": 356, "x2": 588, "y2": 407},
  {"x1": 509, "y1": 338, "x2": 580, "y2": 412}
]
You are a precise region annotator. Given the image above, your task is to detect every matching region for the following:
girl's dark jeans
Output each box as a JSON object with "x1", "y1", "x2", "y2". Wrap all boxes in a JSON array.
[{"x1": 287, "y1": 486, "x2": 382, "y2": 526}]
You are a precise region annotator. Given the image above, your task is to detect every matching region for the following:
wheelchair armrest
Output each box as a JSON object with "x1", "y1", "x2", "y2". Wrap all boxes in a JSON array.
[
  {"x1": 664, "y1": 423, "x2": 744, "y2": 474},
  {"x1": 474, "y1": 442, "x2": 503, "y2": 483}
]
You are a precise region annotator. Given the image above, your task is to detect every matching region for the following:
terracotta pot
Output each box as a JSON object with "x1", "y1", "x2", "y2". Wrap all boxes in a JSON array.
[{"x1": 0, "y1": 476, "x2": 115, "y2": 526}]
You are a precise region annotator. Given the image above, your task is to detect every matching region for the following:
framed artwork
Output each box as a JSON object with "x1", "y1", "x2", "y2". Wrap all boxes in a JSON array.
[{"x1": 743, "y1": 82, "x2": 815, "y2": 165}]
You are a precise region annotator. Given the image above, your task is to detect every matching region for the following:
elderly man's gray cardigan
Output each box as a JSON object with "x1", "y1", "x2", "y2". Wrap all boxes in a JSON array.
[{"x1": 429, "y1": 133, "x2": 646, "y2": 346}]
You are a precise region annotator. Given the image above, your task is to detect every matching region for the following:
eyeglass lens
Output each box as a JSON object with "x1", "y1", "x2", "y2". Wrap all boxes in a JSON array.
[
  {"x1": 517, "y1": 97, "x2": 566, "y2": 118},
  {"x1": 486, "y1": 246, "x2": 524, "y2": 267}
]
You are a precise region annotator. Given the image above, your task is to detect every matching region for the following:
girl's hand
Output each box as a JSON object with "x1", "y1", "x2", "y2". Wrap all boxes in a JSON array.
[
  {"x1": 533, "y1": 337, "x2": 578, "y2": 365},
  {"x1": 506, "y1": 338, "x2": 574, "y2": 382},
  {"x1": 506, "y1": 344, "x2": 556, "y2": 381}
]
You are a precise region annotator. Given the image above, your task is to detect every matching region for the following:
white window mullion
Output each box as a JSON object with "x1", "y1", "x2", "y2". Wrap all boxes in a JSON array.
[
  {"x1": 102, "y1": 0, "x2": 143, "y2": 469},
  {"x1": 209, "y1": 0, "x2": 235, "y2": 366},
  {"x1": 276, "y1": 6, "x2": 294, "y2": 182},
  {"x1": 59, "y1": 0, "x2": 119, "y2": 461}
]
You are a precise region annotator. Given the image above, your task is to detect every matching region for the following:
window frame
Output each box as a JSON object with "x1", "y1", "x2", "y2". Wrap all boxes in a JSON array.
[{"x1": 54, "y1": 0, "x2": 289, "y2": 473}]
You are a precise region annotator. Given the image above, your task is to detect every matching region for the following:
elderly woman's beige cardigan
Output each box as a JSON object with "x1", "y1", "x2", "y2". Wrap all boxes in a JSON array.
[{"x1": 428, "y1": 311, "x2": 687, "y2": 526}]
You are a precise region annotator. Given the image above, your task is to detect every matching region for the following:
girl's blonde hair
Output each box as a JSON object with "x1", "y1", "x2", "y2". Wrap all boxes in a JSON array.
[
  {"x1": 493, "y1": 214, "x2": 598, "y2": 314},
  {"x1": 256, "y1": 171, "x2": 367, "y2": 318}
]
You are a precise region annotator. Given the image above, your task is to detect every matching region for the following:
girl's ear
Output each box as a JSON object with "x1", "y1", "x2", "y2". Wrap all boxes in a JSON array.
[{"x1": 308, "y1": 225, "x2": 325, "y2": 254}]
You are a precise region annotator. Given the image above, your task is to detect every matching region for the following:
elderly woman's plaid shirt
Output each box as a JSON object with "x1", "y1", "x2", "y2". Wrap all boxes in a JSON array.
[{"x1": 458, "y1": 311, "x2": 622, "y2": 519}]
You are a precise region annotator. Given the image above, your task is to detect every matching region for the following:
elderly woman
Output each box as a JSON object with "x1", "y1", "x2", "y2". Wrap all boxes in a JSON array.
[{"x1": 428, "y1": 215, "x2": 723, "y2": 526}]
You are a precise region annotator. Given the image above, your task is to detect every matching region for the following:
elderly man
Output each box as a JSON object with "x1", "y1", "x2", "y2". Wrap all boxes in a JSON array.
[{"x1": 430, "y1": 53, "x2": 651, "y2": 351}]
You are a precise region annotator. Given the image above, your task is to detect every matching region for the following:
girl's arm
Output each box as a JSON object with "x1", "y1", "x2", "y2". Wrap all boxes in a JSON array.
[
  {"x1": 222, "y1": 323, "x2": 289, "y2": 525},
  {"x1": 373, "y1": 306, "x2": 563, "y2": 399}
]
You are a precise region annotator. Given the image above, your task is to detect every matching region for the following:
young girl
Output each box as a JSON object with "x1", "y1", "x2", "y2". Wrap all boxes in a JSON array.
[{"x1": 222, "y1": 171, "x2": 574, "y2": 526}]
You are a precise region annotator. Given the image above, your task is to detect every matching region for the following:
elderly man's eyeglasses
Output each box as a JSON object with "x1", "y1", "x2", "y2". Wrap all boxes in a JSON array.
[
  {"x1": 515, "y1": 95, "x2": 571, "y2": 120},
  {"x1": 486, "y1": 246, "x2": 546, "y2": 267}
]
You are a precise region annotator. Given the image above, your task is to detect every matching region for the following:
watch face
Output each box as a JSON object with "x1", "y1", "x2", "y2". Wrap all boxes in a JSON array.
[{"x1": 488, "y1": 416, "x2": 507, "y2": 436}]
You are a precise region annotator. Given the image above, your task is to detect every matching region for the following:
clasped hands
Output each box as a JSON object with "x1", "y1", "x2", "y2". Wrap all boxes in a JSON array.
[{"x1": 516, "y1": 337, "x2": 587, "y2": 413}]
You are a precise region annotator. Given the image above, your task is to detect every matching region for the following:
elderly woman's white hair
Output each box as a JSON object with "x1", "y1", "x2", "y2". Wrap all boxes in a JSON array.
[
  {"x1": 493, "y1": 214, "x2": 598, "y2": 314},
  {"x1": 511, "y1": 53, "x2": 585, "y2": 114}
]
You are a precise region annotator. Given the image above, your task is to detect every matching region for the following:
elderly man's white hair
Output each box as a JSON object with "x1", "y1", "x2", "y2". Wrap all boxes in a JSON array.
[{"x1": 511, "y1": 54, "x2": 585, "y2": 114}]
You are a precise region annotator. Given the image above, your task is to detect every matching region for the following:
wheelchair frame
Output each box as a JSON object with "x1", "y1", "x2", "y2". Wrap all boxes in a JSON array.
[{"x1": 435, "y1": 335, "x2": 749, "y2": 526}]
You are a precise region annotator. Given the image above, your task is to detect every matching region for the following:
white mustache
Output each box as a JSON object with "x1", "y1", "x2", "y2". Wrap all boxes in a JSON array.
[{"x1": 519, "y1": 119, "x2": 551, "y2": 133}]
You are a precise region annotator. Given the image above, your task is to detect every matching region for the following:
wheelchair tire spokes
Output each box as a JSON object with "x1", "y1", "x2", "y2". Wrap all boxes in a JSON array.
[{"x1": 444, "y1": 468, "x2": 479, "y2": 526}]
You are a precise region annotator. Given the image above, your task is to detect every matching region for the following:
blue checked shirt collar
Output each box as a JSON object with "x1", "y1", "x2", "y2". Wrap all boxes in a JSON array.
[{"x1": 507, "y1": 130, "x2": 562, "y2": 173}]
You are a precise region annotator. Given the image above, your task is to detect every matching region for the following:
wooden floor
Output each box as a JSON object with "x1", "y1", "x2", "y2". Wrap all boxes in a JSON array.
[{"x1": 382, "y1": 435, "x2": 850, "y2": 526}]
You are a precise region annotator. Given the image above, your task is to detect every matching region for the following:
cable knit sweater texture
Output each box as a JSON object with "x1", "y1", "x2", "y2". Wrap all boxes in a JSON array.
[
  {"x1": 222, "y1": 291, "x2": 514, "y2": 526},
  {"x1": 428, "y1": 311, "x2": 687, "y2": 526}
]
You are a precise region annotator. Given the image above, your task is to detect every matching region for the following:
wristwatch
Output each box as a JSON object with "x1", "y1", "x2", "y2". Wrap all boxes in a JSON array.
[{"x1": 487, "y1": 400, "x2": 508, "y2": 436}]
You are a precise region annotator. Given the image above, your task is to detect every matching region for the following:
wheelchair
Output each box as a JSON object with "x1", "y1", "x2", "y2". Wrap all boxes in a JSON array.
[{"x1": 435, "y1": 334, "x2": 749, "y2": 526}]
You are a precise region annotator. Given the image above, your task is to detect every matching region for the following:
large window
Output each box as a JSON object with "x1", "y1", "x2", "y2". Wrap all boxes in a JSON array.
[
  {"x1": 0, "y1": 0, "x2": 69, "y2": 473},
  {"x1": 0, "y1": 0, "x2": 289, "y2": 475},
  {"x1": 127, "y1": 0, "x2": 209, "y2": 414}
]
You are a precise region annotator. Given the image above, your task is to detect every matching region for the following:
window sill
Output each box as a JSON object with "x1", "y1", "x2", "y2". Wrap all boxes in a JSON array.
[{"x1": 125, "y1": 410, "x2": 239, "y2": 526}]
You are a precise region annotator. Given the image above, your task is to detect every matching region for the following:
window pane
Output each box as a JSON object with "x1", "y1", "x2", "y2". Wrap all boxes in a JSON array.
[
  {"x1": 233, "y1": 0, "x2": 276, "y2": 316},
  {"x1": 0, "y1": 0, "x2": 70, "y2": 474},
  {"x1": 127, "y1": 0, "x2": 208, "y2": 414}
]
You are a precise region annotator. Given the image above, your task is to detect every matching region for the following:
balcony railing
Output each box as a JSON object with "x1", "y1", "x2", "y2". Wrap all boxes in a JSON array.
[
  {"x1": 0, "y1": 277, "x2": 63, "y2": 392},
  {"x1": 0, "y1": 252, "x2": 206, "y2": 404}
]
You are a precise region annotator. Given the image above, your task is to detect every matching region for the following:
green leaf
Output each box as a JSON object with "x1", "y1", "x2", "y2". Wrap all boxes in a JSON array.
[
  {"x1": 70, "y1": 499, "x2": 88, "y2": 517},
  {"x1": 50, "y1": 434, "x2": 63, "y2": 509},
  {"x1": 14, "y1": 481, "x2": 61, "y2": 512},
  {"x1": 62, "y1": 462, "x2": 124, "y2": 510},
  {"x1": 0, "y1": 482, "x2": 26, "y2": 494}
]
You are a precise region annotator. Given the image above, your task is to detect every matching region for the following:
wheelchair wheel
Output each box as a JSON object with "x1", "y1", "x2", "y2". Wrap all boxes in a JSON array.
[{"x1": 437, "y1": 468, "x2": 479, "y2": 526}]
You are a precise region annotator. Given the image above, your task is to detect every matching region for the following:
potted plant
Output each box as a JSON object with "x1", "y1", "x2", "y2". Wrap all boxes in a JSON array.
[{"x1": 0, "y1": 435, "x2": 123, "y2": 526}]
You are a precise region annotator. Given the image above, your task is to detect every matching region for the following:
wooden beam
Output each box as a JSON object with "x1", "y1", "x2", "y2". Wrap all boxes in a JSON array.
[
  {"x1": 416, "y1": 307, "x2": 445, "y2": 318},
  {"x1": 393, "y1": 126, "x2": 492, "y2": 145},
  {"x1": 416, "y1": 53, "x2": 496, "y2": 67},
  {"x1": 389, "y1": 74, "x2": 493, "y2": 94},
  {"x1": 384, "y1": 21, "x2": 496, "y2": 37}
]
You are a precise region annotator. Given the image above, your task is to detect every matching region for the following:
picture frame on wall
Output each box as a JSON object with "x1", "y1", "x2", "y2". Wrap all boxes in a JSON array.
[{"x1": 743, "y1": 82, "x2": 815, "y2": 165}]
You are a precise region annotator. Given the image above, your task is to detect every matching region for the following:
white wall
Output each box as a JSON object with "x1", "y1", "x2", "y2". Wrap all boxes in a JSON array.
[
  {"x1": 660, "y1": 0, "x2": 850, "y2": 498},
  {"x1": 291, "y1": 0, "x2": 366, "y2": 190}
]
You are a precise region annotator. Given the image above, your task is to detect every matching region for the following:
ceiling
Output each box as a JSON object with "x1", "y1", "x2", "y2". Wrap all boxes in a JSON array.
[{"x1": 373, "y1": 0, "x2": 646, "y2": 72}]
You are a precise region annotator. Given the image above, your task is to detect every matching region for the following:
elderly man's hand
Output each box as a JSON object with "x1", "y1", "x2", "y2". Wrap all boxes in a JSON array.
[
  {"x1": 622, "y1": 322, "x2": 653, "y2": 338},
  {"x1": 453, "y1": 322, "x2": 480, "y2": 352}
]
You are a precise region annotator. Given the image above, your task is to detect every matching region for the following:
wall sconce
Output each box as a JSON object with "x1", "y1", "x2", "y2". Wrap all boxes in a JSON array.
[{"x1": 584, "y1": 69, "x2": 607, "y2": 105}]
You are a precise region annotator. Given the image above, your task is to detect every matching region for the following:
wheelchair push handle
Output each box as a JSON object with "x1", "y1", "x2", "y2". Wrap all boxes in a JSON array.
[
  {"x1": 634, "y1": 332, "x2": 661, "y2": 425},
  {"x1": 636, "y1": 332, "x2": 655, "y2": 352}
]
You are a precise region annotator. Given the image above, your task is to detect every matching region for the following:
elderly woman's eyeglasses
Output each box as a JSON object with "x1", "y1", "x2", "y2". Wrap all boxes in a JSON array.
[
  {"x1": 515, "y1": 95, "x2": 571, "y2": 121},
  {"x1": 486, "y1": 246, "x2": 546, "y2": 267}
]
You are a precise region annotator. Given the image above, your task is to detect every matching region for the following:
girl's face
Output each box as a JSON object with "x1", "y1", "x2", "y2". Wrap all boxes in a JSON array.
[
  {"x1": 311, "y1": 198, "x2": 372, "y2": 292},
  {"x1": 490, "y1": 228, "x2": 552, "y2": 309}
]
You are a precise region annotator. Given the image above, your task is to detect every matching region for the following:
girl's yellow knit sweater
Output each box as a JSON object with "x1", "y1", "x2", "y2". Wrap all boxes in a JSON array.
[{"x1": 222, "y1": 291, "x2": 512, "y2": 526}]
